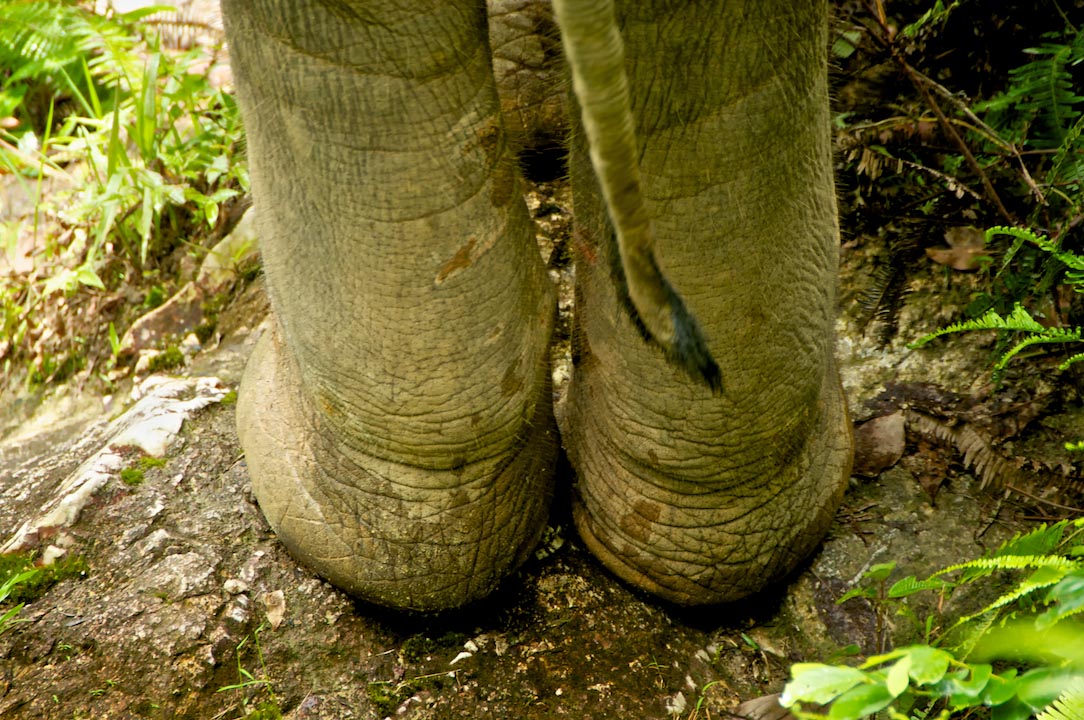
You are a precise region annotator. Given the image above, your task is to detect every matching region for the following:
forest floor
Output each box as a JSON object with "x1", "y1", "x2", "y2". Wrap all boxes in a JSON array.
[
  {"x1": 2, "y1": 173, "x2": 1080, "y2": 719},
  {"x1": 2, "y1": 2, "x2": 1083, "y2": 719}
]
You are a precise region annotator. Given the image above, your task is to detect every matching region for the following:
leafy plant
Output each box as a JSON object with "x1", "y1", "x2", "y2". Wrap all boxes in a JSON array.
[
  {"x1": 0, "y1": 1, "x2": 156, "y2": 129},
  {"x1": 0, "y1": 551, "x2": 88, "y2": 606},
  {"x1": 0, "y1": 568, "x2": 41, "y2": 635},
  {"x1": 832, "y1": 3, "x2": 1084, "y2": 344},
  {"x1": 217, "y1": 622, "x2": 281, "y2": 719},
  {"x1": 910, "y1": 226, "x2": 1084, "y2": 378},
  {"x1": 781, "y1": 519, "x2": 1084, "y2": 720},
  {"x1": 0, "y1": 1, "x2": 247, "y2": 390},
  {"x1": 976, "y1": 30, "x2": 1084, "y2": 151},
  {"x1": 1038, "y1": 679, "x2": 1084, "y2": 720}
]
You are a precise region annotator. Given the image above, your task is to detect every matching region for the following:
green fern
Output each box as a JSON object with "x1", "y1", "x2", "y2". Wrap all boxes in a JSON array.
[
  {"x1": 938, "y1": 555, "x2": 1080, "y2": 625},
  {"x1": 910, "y1": 302, "x2": 1082, "y2": 369},
  {"x1": 989, "y1": 226, "x2": 1084, "y2": 290},
  {"x1": 1038, "y1": 679, "x2": 1084, "y2": 720},
  {"x1": 910, "y1": 226, "x2": 1084, "y2": 375},
  {"x1": 978, "y1": 30, "x2": 1084, "y2": 149},
  {"x1": 1045, "y1": 113, "x2": 1084, "y2": 204},
  {"x1": 0, "y1": 1, "x2": 163, "y2": 123},
  {"x1": 783, "y1": 519, "x2": 1084, "y2": 720}
]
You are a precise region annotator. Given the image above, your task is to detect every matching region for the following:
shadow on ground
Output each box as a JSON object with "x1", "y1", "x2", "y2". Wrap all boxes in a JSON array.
[{"x1": 0, "y1": 234, "x2": 1055, "y2": 720}]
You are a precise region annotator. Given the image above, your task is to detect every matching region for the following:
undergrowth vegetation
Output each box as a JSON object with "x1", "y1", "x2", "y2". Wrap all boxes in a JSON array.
[
  {"x1": 0, "y1": 551, "x2": 87, "y2": 636},
  {"x1": 838, "y1": 0, "x2": 1084, "y2": 358},
  {"x1": 783, "y1": 519, "x2": 1084, "y2": 720},
  {"x1": 0, "y1": 1, "x2": 246, "y2": 390},
  {"x1": 911, "y1": 226, "x2": 1084, "y2": 382},
  {"x1": 791, "y1": 2, "x2": 1084, "y2": 718}
]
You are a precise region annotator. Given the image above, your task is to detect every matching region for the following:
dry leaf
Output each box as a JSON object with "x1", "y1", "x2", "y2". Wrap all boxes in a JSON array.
[
  {"x1": 263, "y1": 589, "x2": 286, "y2": 630},
  {"x1": 925, "y1": 226, "x2": 987, "y2": 271}
]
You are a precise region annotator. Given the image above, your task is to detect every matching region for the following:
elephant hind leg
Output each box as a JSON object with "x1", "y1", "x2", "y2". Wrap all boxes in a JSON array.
[
  {"x1": 225, "y1": 0, "x2": 560, "y2": 612},
  {"x1": 561, "y1": 0, "x2": 853, "y2": 605},
  {"x1": 551, "y1": 0, "x2": 721, "y2": 391},
  {"x1": 568, "y1": 365, "x2": 852, "y2": 606},
  {"x1": 239, "y1": 324, "x2": 558, "y2": 612}
]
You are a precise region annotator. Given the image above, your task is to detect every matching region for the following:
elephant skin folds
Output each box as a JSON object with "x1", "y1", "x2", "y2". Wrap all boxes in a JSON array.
[
  {"x1": 567, "y1": 364, "x2": 852, "y2": 606},
  {"x1": 238, "y1": 324, "x2": 557, "y2": 612},
  {"x1": 561, "y1": 0, "x2": 854, "y2": 606},
  {"x1": 226, "y1": 0, "x2": 854, "y2": 611},
  {"x1": 224, "y1": 0, "x2": 560, "y2": 612}
]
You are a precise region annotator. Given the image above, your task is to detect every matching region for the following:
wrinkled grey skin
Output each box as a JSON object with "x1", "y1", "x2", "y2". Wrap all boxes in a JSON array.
[
  {"x1": 223, "y1": 0, "x2": 853, "y2": 612},
  {"x1": 562, "y1": 0, "x2": 853, "y2": 605}
]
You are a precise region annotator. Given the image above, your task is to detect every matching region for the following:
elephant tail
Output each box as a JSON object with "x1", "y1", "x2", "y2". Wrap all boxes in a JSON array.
[{"x1": 551, "y1": 0, "x2": 722, "y2": 394}]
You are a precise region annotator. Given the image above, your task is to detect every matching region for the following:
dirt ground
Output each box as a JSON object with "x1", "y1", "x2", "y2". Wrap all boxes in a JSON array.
[
  {"x1": 2, "y1": 176, "x2": 1079, "y2": 718},
  {"x1": 3, "y1": 2, "x2": 1084, "y2": 718}
]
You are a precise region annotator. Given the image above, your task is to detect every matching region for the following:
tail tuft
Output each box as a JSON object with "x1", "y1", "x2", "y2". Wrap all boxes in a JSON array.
[
  {"x1": 665, "y1": 287, "x2": 723, "y2": 395},
  {"x1": 611, "y1": 245, "x2": 722, "y2": 394}
]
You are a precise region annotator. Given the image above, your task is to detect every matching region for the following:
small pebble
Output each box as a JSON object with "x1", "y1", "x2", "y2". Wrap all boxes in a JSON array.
[{"x1": 223, "y1": 578, "x2": 249, "y2": 595}]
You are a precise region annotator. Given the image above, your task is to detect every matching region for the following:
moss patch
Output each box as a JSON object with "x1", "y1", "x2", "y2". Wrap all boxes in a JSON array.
[
  {"x1": 139, "y1": 456, "x2": 167, "y2": 470},
  {"x1": 147, "y1": 345, "x2": 185, "y2": 372},
  {"x1": 401, "y1": 631, "x2": 466, "y2": 663},
  {"x1": 0, "y1": 552, "x2": 89, "y2": 605}
]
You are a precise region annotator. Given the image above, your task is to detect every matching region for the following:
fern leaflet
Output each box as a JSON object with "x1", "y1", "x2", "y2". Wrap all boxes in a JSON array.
[{"x1": 1038, "y1": 679, "x2": 1084, "y2": 720}]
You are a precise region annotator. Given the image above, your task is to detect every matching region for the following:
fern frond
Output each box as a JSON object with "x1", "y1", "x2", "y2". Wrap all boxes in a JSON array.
[
  {"x1": 1045, "y1": 114, "x2": 1084, "y2": 190},
  {"x1": 980, "y1": 34, "x2": 1084, "y2": 148},
  {"x1": 1060, "y1": 352, "x2": 1084, "y2": 369},
  {"x1": 1037, "y1": 678, "x2": 1084, "y2": 720},
  {"x1": 937, "y1": 554, "x2": 1078, "y2": 577},
  {"x1": 0, "y1": 1, "x2": 149, "y2": 112},
  {"x1": 995, "y1": 327, "x2": 1084, "y2": 370},
  {"x1": 858, "y1": 262, "x2": 906, "y2": 344},
  {"x1": 989, "y1": 226, "x2": 1084, "y2": 272},
  {"x1": 0, "y1": 2, "x2": 84, "y2": 81},
  {"x1": 995, "y1": 521, "x2": 1072, "y2": 558},
  {"x1": 937, "y1": 555, "x2": 1081, "y2": 625},
  {"x1": 986, "y1": 227, "x2": 1084, "y2": 295},
  {"x1": 910, "y1": 303, "x2": 1046, "y2": 348}
]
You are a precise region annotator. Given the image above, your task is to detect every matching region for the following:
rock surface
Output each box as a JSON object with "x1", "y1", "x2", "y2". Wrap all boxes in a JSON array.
[
  {"x1": 2, "y1": 3, "x2": 1078, "y2": 717},
  {"x1": 1, "y1": 220, "x2": 1054, "y2": 718}
]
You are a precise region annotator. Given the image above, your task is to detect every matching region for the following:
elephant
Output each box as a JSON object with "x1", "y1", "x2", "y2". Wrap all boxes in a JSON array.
[{"x1": 222, "y1": 0, "x2": 854, "y2": 613}]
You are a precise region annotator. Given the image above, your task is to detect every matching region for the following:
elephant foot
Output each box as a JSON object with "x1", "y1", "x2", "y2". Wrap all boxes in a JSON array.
[
  {"x1": 237, "y1": 324, "x2": 557, "y2": 613},
  {"x1": 565, "y1": 365, "x2": 852, "y2": 606}
]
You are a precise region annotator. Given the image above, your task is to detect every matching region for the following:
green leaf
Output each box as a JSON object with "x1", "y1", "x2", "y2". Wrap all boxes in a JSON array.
[
  {"x1": 886, "y1": 656, "x2": 912, "y2": 697},
  {"x1": 904, "y1": 646, "x2": 953, "y2": 685},
  {"x1": 828, "y1": 682, "x2": 895, "y2": 720},
  {"x1": 139, "y1": 183, "x2": 153, "y2": 262},
  {"x1": 0, "y1": 569, "x2": 41, "y2": 604},
  {"x1": 42, "y1": 268, "x2": 78, "y2": 296},
  {"x1": 1037, "y1": 678, "x2": 1084, "y2": 720},
  {"x1": 888, "y1": 576, "x2": 952, "y2": 598},
  {"x1": 108, "y1": 322, "x2": 121, "y2": 357},
  {"x1": 838, "y1": 587, "x2": 875, "y2": 604},
  {"x1": 984, "y1": 670, "x2": 1022, "y2": 706},
  {"x1": 996, "y1": 522, "x2": 1070, "y2": 558},
  {"x1": 832, "y1": 30, "x2": 862, "y2": 60},
  {"x1": 975, "y1": 621, "x2": 1084, "y2": 667},
  {"x1": 1017, "y1": 668, "x2": 1082, "y2": 713},
  {"x1": 781, "y1": 664, "x2": 868, "y2": 707},
  {"x1": 867, "y1": 563, "x2": 897, "y2": 583},
  {"x1": 106, "y1": 97, "x2": 125, "y2": 178},
  {"x1": 75, "y1": 264, "x2": 104, "y2": 290},
  {"x1": 1039, "y1": 572, "x2": 1084, "y2": 627},
  {"x1": 206, "y1": 153, "x2": 230, "y2": 184},
  {"x1": 135, "y1": 51, "x2": 160, "y2": 162},
  {"x1": 996, "y1": 697, "x2": 1042, "y2": 720},
  {"x1": 945, "y1": 663, "x2": 994, "y2": 708}
]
